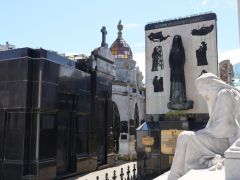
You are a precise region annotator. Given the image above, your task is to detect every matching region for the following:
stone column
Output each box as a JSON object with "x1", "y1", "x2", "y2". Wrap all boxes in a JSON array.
[{"x1": 225, "y1": 138, "x2": 240, "y2": 180}]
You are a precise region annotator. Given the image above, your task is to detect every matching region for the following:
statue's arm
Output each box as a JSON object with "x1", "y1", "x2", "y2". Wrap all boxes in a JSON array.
[{"x1": 197, "y1": 89, "x2": 237, "y2": 139}]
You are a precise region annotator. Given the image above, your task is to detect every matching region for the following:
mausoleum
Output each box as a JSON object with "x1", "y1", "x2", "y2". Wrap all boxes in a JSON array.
[
  {"x1": 0, "y1": 27, "x2": 115, "y2": 179},
  {"x1": 110, "y1": 21, "x2": 145, "y2": 160}
]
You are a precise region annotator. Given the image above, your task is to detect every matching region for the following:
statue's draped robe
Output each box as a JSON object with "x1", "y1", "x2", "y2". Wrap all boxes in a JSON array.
[
  {"x1": 152, "y1": 47, "x2": 159, "y2": 71},
  {"x1": 169, "y1": 46, "x2": 187, "y2": 103},
  {"x1": 168, "y1": 88, "x2": 240, "y2": 180}
]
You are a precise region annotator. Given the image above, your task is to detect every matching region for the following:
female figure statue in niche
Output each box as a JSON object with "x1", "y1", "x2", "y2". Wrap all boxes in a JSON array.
[
  {"x1": 196, "y1": 41, "x2": 208, "y2": 66},
  {"x1": 168, "y1": 73, "x2": 240, "y2": 180},
  {"x1": 168, "y1": 35, "x2": 193, "y2": 110},
  {"x1": 151, "y1": 46, "x2": 163, "y2": 71}
]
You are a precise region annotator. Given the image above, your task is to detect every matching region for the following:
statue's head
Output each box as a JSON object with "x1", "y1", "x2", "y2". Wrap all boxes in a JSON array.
[
  {"x1": 195, "y1": 72, "x2": 232, "y2": 101},
  {"x1": 173, "y1": 35, "x2": 181, "y2": 41},
  {"x1": 172, "y1": 35, "x2": 183, "y2": 49}
]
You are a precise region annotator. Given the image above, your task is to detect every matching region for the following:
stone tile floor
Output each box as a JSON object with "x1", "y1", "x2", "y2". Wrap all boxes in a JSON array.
[{"x1": 154, "y1": 168, "x2": 225, "y2": 180}]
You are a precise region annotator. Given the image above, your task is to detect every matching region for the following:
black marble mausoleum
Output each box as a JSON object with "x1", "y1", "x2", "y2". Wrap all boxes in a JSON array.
[{"x1": 0, "y1": 45, "x2": 114, "y2": 179}]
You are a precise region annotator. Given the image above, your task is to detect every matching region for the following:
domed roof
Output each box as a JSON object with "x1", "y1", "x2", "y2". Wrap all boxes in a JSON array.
[{"x1": 110, "y1": 20, "x2": 133, "y2": 60}]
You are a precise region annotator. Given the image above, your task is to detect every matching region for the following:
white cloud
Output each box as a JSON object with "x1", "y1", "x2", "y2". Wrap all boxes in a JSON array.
[
  {"x1": 225, "y1": 0, "x2": 235, "y2": 6},
  {"x1": 201, "y1": 0, "x2": 210, "y2": 6},
  {"x1": 219, "y1": 48, "x2": 240, "y2": 65}
]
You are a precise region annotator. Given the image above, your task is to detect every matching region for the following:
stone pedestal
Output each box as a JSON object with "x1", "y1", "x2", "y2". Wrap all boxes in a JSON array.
[{"x1": 225, "y1": 139, "x2": 240, "y2": 180}]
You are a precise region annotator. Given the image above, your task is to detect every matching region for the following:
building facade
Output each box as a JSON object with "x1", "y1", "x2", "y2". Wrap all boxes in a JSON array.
[
  {"x1": 65, "y1": 53, "x2": 88, "y2": 61},
  {"x1": 137, "y1": 13, "x2": 219, "y2": 176},
  {"x1": 219, "y1": 60, "x2": 234, "y2": 85},
  {"x1": 110, "y1": 21, "x2": 145, "y2": 160},
  {"x1": 0, "y1": 42, "x2": 15, "y2": 51},
  {"x1": 0, "y1": 27, "x2": 115, "y2": 179},
  {"x1": 145, "y1": 13, "x2": 218, "y2": 118}
]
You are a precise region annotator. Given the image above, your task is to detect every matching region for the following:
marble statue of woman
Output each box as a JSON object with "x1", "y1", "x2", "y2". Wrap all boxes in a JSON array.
[{"x1": 168, "y1": 73, "x2": 240, "y2": 180}]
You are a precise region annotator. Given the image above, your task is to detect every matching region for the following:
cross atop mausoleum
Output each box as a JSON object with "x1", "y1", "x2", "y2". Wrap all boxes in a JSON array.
[{"x1": 101, "y1": 26, "x2": 107, "y2": 47}]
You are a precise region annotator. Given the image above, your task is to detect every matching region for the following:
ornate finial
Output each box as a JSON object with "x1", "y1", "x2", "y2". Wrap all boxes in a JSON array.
[
  {"x1": 101, "y1": 26, "x2": 107, "y2": 47},
  {"x1": 117, "y1": 20, "x2": 123, "y2": 38}
]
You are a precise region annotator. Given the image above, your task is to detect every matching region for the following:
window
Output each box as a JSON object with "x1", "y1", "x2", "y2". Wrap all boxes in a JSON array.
[
  {"x1": 76, "y1": 114, "x2": 89, "y2": 155},
  {"x1": 39, "y1": 114, "x2": 56, "y2": 160}
]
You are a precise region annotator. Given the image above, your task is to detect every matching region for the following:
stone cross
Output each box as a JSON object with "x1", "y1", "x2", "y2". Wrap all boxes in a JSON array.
[{"x1": 101, "y1": 26, "x2": 107, "y2": 47}]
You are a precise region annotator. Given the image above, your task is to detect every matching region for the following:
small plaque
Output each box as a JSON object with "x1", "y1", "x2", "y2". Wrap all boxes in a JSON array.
[
  {"x1": 120, "y1": 121, "x2": 128, "y2": 133},
  {"x1": 142, "y1": 136, "x2": 154, "y2": 146},
  {"x1": 161, "y1": 129, "x2": 182, "y2": 154},
  {"x1": 121, "y1": 134, "x2": 127, "y2": 140},
  {"x1": 145, "y1": 147, "x2": 151, "y2": 152}
]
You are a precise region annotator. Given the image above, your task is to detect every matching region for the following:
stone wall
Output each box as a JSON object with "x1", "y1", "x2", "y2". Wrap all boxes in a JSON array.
[{"x1": 219, "y1": 60, "x2": 234, "y2": 85}]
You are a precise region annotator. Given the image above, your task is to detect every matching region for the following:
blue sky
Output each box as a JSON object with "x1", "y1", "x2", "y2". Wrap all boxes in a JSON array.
[{"x1": 0, "y1": 0, "x2": 238, "y2": 70}]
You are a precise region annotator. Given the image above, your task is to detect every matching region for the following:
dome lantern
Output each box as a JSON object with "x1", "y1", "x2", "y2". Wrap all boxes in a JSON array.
[{"x1": 110, "y1": 20, "x2": 133, "y2": 60}]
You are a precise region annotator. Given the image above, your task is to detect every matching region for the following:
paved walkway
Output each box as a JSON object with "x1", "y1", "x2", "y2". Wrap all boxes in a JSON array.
[
  {"x1": 72, "y1": 161, "x2": 137, "y2": 180},
  {"x1": 154, "y1": 168, "x2": 225, "y2": 180}
]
